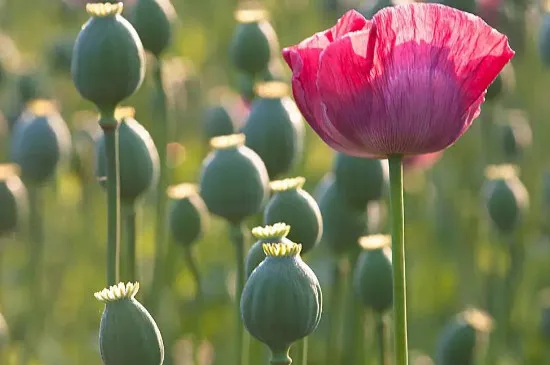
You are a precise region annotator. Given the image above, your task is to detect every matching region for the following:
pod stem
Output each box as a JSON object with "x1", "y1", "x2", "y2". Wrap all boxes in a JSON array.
[
  {"x1": 376, "y1": 313, "x2": 386, "y2": 365},
  {"x1": 148, "y1": 57, "x2": 171, "y2": 314},
  {"x1": 324, "y1": 260, "x2": 343, "y2": 365},
  {"x1": 101, "y1": 116, "x2": 121, "y2": 287},
  {"x1": 297, "y1": 337, "x2": 308, "y2": 365},
  {"x1": 183, "y1": 245, "x2": 202, "y2": 300},
  {"x1": 342, "y1": 250, "x2": 361, "y2": 365},
  {"x1": 230, "y1": 223, "x2": 249, "y2": 365},
  {"x1": 388, "y1": 154, "x2": 408, "y2": 365},
  {"x1": 121, "y1": 202, "x2": 137, "y2": 282}
]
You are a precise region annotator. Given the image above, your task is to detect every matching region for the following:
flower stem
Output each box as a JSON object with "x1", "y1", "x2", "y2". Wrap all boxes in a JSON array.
[
  {"x1": 121, "y1": 202, "x2": 137, "y2": 282},
  {"x1": 101, "y1": 118, "x2": 121, "y2": 287},
  {"x1": 324, "y1": 259, "x2": 343, "y2": 365},
  {"x1": 230, "y1": 223, "x2": 249, "y2": 365},
  {"x1": 297, "y1": 337, "x2": 308, "y2": 365},
  {"x1": 183, "y1": 245, "x2": 202, "y2": 300},
  {"x1": 148, "y1": 57, "x2": 170, "y2": 313},
  {"x1": 376, "y1": 313, "x2": 386, "y2": 365},
  {"x1": 342, "y1": 250, "x2": 361, "y2": 365},
  {"x1": 388, "y1": 154, "x2": 408, "y2": 365}
]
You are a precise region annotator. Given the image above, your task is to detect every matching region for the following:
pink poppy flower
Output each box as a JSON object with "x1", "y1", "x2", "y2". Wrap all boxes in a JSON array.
[{"x1": 282, "y1": 4, "x2": 513, "y2": 159}]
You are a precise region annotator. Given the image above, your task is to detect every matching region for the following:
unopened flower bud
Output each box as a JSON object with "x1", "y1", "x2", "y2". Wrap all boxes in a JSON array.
[
  {"x1": 199, "y1": 134, "x2": 269, "y2": 224},
  {"x1": 264, "y1": 177, "x2": 322, "y2": 254},
  {"x1": 95, "y1": 282, "x2": 164, "y2": 365},
  {"x1": 241, "y1": 241, "x2": 322, "y2": 364}
]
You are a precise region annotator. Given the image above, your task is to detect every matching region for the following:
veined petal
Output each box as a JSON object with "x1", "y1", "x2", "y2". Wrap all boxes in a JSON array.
[
  {"x1": 326, "y1": 9, "x2": 371, "y2": 41},
  {"x1": 372, "y1": 3, "x2": 514, "y2": 110}
]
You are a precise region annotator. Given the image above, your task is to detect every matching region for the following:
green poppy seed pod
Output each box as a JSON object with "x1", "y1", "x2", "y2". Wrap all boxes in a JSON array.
[
  {"x1": 48, "y1": 34, "x2": 76, "y2": 74},
  {"x1": 499, "y1": 110, "x2": 531, "y2": 162},
  {"x1": 10, "y1": 100, "x2": 72, "y2": 185},
  {"x1": 246, "y1": 223, "x2": 292, "y2": 278},
  {"x1": 230, "y1": 8, "x2": 278, "y2": 76},
  {"x1": 71, "y1": 112, "x2": 102, "y2": 181},
  {"x1": 167, "y1": 183, "x2": 209, "y2": 247},
  {"x1": 96, "y1": 107, "x2": 159, "y2": 205},
  {"x1": 333, "y1": 153, "x2": 388, "y2": 210},
  {"x1": 359, "y1": 0, "x2": 391, "y2": 20},
  {"x1": 95, "y1": 282, "x2": 164, "y2": 365},
  {"x1": 238, "y1": 72, "x2": 256, "y2": 103},
  {"x1": 353, "y1": 235, "x2": 393, "y2": 313},
  {"x1": 315, "y1": 173, "x2": 368, "y2": 255},
  {"x1": 127, "y1": 0, "x2": 176, "y2": 57},
  {"x1": 199, "y1": 134, "x2": 269, "y2": 224},
  {"x1": 483, "y1": 165, "x2": 529, "y2": 234},
  {"x1": 241, "y1": 242, "x2": 322, "y2": 364},
  {"x1": 0, "y1": 165, "x2": 27, "y2": 237},
  {"x1": 72, "y1": 3, "x2": 145, "y2": 114},
  {"x1": 16, "y1": 71, "x2": 45, "y2": 104},
  {"x1": 242, "y1": 82, "x2": 305, "y2": 178},
  {"x1": 203, "y1": 106, "x2": 236, "y2": 140},
  {"x1": 485, "y1": 74, "x2": 502, "y2": 101},
  {"x1": 540, "y1": 12, "x2": 550, "y2": 66},
  {"x1": 435, "y1": 309, "x2": 493, "y2": 365},
  {"x1": 264, "y1": 177, "x2": 322, "y2": 254}
]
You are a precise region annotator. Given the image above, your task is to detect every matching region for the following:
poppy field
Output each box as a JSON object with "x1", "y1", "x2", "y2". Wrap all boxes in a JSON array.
[{"x1": 0, "y1": 0, "x2": 549, "y2": 364}]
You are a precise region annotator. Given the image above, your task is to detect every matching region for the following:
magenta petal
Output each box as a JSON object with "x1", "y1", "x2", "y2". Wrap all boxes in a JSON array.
[{"x1": 327, "y1": 9, "x2": 370, "y2": 41}]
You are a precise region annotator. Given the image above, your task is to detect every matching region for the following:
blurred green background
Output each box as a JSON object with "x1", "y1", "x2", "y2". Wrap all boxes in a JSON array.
[{"x1": 0, "y1": 0, "x2": 550, "y2": 364}]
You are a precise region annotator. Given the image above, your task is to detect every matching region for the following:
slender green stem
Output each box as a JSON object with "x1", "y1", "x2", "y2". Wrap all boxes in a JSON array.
[
  {"x1": 376, "y1": 313, "x2": 386, "y2": 365},
  {"x1": 101, "y1": 119, "x2": 121, "y2": 287},
  {"x1": 388, "y1": 154, "x2": 408, "y2": 365},
  {"x1": 148, "y1": 57, "x2": 170, "y2": 314},
  {"x1": 342, "y1": 250, "x2": 361, "y2": 365},
  {"x1": 299, "y1": 337, "x2": 308, "y2": 365},
  {"x1": 183, "y1": 245, "x2": 202, "y2": 299},
  {"x1": 324, "y1": 260, "x2": 343, "y2": 365},
  {"x1": 230, "y1": 223, "x2": 248, "y2": 365},
  {"x1": 121, "y1": 202, "x2": 137, "y2": 282}
]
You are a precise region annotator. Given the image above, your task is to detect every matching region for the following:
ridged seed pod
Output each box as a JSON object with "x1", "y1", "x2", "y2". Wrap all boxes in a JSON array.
[
  {"x1": 246, "y1": 223, "x2": 292, "y2": 278},
  {"x1": 199, "y1": 134, "x2": 269, "y2": 224},
  {"x1": 353, "y1": 235, "x2": 393, "y2": 313},
  {"x1": 168, "y1": 183, "x2": 209, "y2": 247},
  {"x1": 264, "y1": 177, "x2": 322, "y2": 254},
  {"x1": 0, "y1": 165, "x2": 27, "y2": 237},
  {"x1": 96, "y1": 108, "x2": 159, "y2": 205},
  {"x1": 315, "y1": 173, "x2": 368, "y2": 255},
  {"x1": 10, "y1": 100, "x2": 71, "y2": 185},
  {"x1": 333, "y1": 153, "x2": 388, "y2": 211},
  {"x1": 242, "y1": 82, "x2": 304, "y2": 179},
  {"x1": 127, "y1": 0, "x2": 176, "y2": 57},
  {"x1": 241, "y1": 242, "x2": 322, "y2": 365},
  {"x1": 483, "y1": 165, "x2": 529, "y2": 234},
  {"x1": 72, "y1": 3, "x2": 145, "y2": 114},
  {"x1": 230, "y1": 7, "x2": 278, "y2": 76},
  {"x1": 435, "y1": 309, "x2": 493, "y2": 365},
  {"x1": 499, "y1": 110, "x2": 531, "y2": 162},
  {"x1": 95, "y1": 282, "x2": 164, "y2": 365},
  {"x1": 540, "y1": 12, "x2": 550, "y2": 66}
]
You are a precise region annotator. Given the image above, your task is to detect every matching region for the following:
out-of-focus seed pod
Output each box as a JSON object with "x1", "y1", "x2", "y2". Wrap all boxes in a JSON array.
[
  {"x1": 485, "y1": 74, "x2": 502, "y2": 101},
  {"x1": 540, "y1": 288, "x2": 550, "y2": 340},
  {"x1": 315, "y1": 173, "x2": 367, "y2": 256},
  {"x1": 483, "y1": 165, "x2": 529, "y2": 234},
  {"x1": 435, "y1": 309, "x2": 493, "y2": 365},
  {"x1": 540, "y1": 12, "x2": 550, "y2": 66},
  {"x1": 199, "y1": 134, "x2": 269, "y2": 224},
  {"x1": 238, "y1": 72, "x2": 256, "y2": 104},
  {"x1": 70, "y1": 111, "x2": 102, "y2": 181},
  {"x1": 72, "y1": 3, "x2": 145, "y2": 114},
  {"x1": 264, "y1": 177, "x2": 322, "y2": 255},
  {"x1": 353, "y1": 235, "x2": 392, "y2": 313},
  {"x1": 498, "y1": 110, "x2": 531, "y2": 162},
  {"x1": 167, "y1": 183, "x2": 209, "y2": 247},
  {"x1": 230, "y1": 6, "x2": 278, "y2": 76},
  {"x1": 96, "y1": 107, "x2": 159, "y2": 205},
  {"x1": 333, "y1": 153, "x2": 388, "y2": 211},
  {"x1": 48, "y1": 34, "x2": 76, "y2": 75},
  {"x1": 16, "y1": 71, "x2": 46, "y2": 105},
  {"x1": 242, "y1": 82, "x2": 304, "y2": 179},
  {"x1": 246, "y1": 223, "x2": 293, "y2": 278},
  {"x1": 10, "y1": 100, "x2": 71, "y2": 185},
  {"x1": 437, "y1": 0, "x2": 476, "y2": 14},
  {"x1": 0, "y1": 164, "x2": 27, "y2": 237},
  {"x1": 203, "y1": 106, "x2": 237, "y2": 140},
  {"x1": 358, "y1": 0, "x2": 392, "y2": 20},
  {"x1": 127, "y1": 0, "x2": 176, "y2": 57},
  {"x1": 241, "y1": 242, "x2": 322, "y2": 364},
  {"x1": 95, "y1": 282, "x2": 164, "y2": 365}
]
